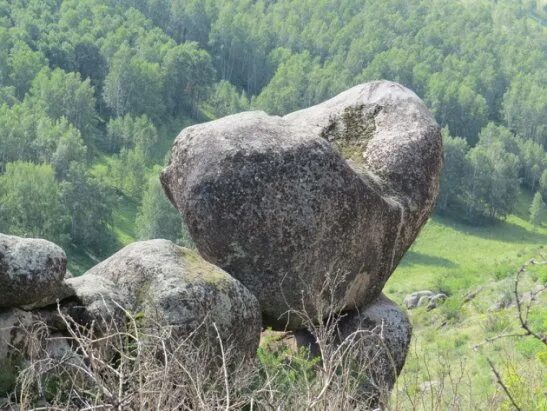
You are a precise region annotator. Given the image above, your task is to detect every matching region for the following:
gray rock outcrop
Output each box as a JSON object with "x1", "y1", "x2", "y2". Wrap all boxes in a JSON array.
[
  {"x1": 64, "y1": 239, "x2": 262, "y2": 359},
  {"x1": 404, "y1": 290, "x2": 447, "y2": 310},
  {"x1": 161, "y1": 80, "x2": 442, "y2": 329},
  {"x1": 336, "y1": 294, "x2": 412, "y2": 405},
  {"x1": 0, "y1": 308, "x2": 33, "y2": 364},
  {"x1": 0, "y1": 234, "x2": 67, "y2": 308},
  {"x1": 284, "y1": 294, "x2": 412, "y2": 407}
]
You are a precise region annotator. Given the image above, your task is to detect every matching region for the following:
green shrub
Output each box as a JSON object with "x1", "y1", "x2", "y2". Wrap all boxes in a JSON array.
[
  {"x1": 439, "y1": 296, "x2": 463, "y2": 322},
  {"x1": 483, "y1": 312, "x2": 512, "y2": 334},
  {"x1": 0, "y1": 359, "x2": 19, "y2": 397}
]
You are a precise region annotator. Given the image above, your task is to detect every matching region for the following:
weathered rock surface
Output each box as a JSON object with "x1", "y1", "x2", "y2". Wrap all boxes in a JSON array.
[
  {"x1": 0, "y1": 234, "x2": 67, "y2": 308},
  {"x1": 281, "y1": 294, "x2": 412, "y2": 406},
  {"x1": 336, "y1": 294, "x2": 412, "y2": 406},
  {"x1": 161, "y1": 80, "x2": 442, "y2": 328},
  {"x1": 0, "y1": 308, "x2": 33, "y2": 364},
  {"x1": 63, "y1": 240, "x2": 261, "y2": 358}
]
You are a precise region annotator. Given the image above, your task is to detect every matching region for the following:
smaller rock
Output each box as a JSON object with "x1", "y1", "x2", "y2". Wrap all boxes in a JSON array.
[
  {"x1": 294, "y1": 294, "x2": 412, "y2": 408},
  {"x1": 63, "y1": 240, "x2": 262, "y2": 360},
  {"x1": 0, "y1": 234, "x2": 67, "y2": 308},
  {"x1": 335, "y1": 294, "x2": 412, "y2": 407},
  {"x1": 426, "y1": 293, "x2": 447, "y2": 311},
  {"x1": 419, "y1": 380, "x2": 441, "y2": 392},
  {"x1": 404, "y1": 290, "x2": 435, "y2": 309}
]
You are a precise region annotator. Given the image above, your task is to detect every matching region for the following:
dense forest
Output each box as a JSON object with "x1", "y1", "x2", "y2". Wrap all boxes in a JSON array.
[{"x1": 0, "y1": 0, "x2": 545, "y2": 266}]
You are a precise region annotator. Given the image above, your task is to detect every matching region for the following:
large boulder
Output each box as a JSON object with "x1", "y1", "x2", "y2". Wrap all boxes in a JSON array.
[
  {"x1": 63, "y1": 240, "x2": 261, "y2": 359},
  {"x1": 0, "y1": 234, "x2": 67, "y2": 308},
  {"x1": 161, "y1": 81, "x2": 442, "y2": 329}
]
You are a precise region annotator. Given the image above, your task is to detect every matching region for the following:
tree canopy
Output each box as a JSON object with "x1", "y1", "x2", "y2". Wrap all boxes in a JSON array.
[{"x1": 0, "y1": 0, "x2": 545, "y2": 260}]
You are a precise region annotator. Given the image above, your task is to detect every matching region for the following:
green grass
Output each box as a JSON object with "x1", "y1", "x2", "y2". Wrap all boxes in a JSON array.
[
  {"x1": 111, "y1": 195, "x2": 138, "y2": 246},
  {"x1": 385, "y1": 192, "x2": 546, "y2": 410},
  {"x1": 386, "y1": 213, "x2": 546, "y2": 300},
  {"x1": 65, "y1": 244, "x2": 99, "y2": 276}
]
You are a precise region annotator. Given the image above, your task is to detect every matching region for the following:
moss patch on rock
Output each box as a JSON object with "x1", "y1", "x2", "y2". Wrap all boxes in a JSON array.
[
  {"x1": 178, "y1": 247, "x2": 229, "y2": 288},
  {"x1": 320, "y1": 104, "x2": 380, "y2": 166}
]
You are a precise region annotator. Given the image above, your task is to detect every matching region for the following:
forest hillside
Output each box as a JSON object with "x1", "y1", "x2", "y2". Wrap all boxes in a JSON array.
[
  {"x1": 0, "y1": 0, "x2": 545, "y2": 267},
  {"x1": 0, "y1": 1, "x2": 545, "y2": 408}
]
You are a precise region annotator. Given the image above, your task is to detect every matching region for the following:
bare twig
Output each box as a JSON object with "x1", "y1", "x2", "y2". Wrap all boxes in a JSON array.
[{"x1": 487, "y1": 358, "x2": 521, "y2": 411}]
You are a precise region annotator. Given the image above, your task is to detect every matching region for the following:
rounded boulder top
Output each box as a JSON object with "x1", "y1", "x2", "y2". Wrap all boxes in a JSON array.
[
  {"x1": 0, "y1": 233, "x2": 67, "y2": 308},
  {"x1": 65, "y1": 239, "x2": 262, "y2": 359}
]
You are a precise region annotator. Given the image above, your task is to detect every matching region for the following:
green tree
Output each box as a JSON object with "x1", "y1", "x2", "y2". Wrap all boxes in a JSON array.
[
  {"x1": 103, "y1": 45, "x2": 165, "y2": 121},
  {"x1": 72, "y1": 41, "x2": 107, "y2": 91},
  {"x1": 0, "y1": 161, "x2": 68, "y2": 243},
  {"x1": 136, "y1": 167, "x2": 191, "y2": 245},
  {"x1": 437, "y1": 129, "x2": 469, "y2": 212},
  {"x1": 8, "y1": 41, "x2": 47, "y2": 98},
  {"x1": 0, "y1": 102, "x2": 39, "y2": 167},
  {"x1": 105, "y1": 114, "x2": 158, "y2": 160},
  {"x1": 502, "y1": 74, "x2": 546, "y2": 146},
  {"x1": 255, "y1": 51, "x2": 320, "y2": 115},
  {"x1": 464, "y1": 142, "x2": 520, "y2": 221},
  {"x1": 539, "y1": 169, "x2": 547, "y2": 198},
  {"x1": 517, "y1": 138, "x2": 546, "y2": 190},
  {"x1": 0, "y1": 86, "x2": 17, "y2": 106},
  {"x1": 426, "y1": 74, "x2": 489, "y2": 144},
  {"x1": 205, "y1": 80, "x2": 249, "y2": 118},
  {"x1": 110, "y1": 148, "x2": 147, "y2": 200},
  {"x1": 60, "y1": 163, "x2": 115, "y2": 253},
  {"x1": 34, "y1": 117, "x2": 87, "y2": 179},
  {"x1": 163, "y1": 42, "x2": 215, "y2": 115},
  {"x1": 529, "y1": 192, "x2": 544, "y2": 227},
  {"x1": 29, "y1": 68, "x2": 98, "y2": 142}
]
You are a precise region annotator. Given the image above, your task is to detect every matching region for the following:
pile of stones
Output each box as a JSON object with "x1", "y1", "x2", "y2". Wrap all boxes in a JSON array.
[{"x1": 0, "y1": 81, "x2": 442, "y2": 406}]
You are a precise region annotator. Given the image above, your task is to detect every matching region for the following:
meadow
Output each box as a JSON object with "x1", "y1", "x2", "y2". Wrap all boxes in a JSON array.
[{"x1": 385, "y1": 191, "x2": 546, "y2": 410}]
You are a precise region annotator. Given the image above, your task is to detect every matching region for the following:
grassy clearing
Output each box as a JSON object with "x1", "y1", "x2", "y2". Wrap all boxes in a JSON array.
[
  {"x1": 111, "y1": 195, "x2": 137, "y2": 246},
  {"x1": 386, "y1": 213, "x2": 546, "y2": 299},
  {"x1": 385, "y1": 192, "x2": 546, "y2": 410}
]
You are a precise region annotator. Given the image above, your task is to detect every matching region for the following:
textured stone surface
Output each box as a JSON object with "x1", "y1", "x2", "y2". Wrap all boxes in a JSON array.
[
  {"x1": 404, "y1": 291, "x2": 447, "y2": 310},
  {"x1": 64, "y1": 240, "x2": 261, "y2": 358},
  {"x1": 403, "y1": 290, "x2": 435, "y2": 309},
  {"x1": 0, "y1": 234, "x2": 67, "y2": 308},
  {"x1": 336, "y1": 294, "x2": 412, "y2": 406},
  {"x1": 0, "y1": 308, "x2": 33, "y2": 363},
  {"x1": 162, "y1": 81, "x2": 442, "y2": 329}
]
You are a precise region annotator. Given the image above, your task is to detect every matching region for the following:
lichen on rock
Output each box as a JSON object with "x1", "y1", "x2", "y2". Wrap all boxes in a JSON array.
[{"x1": 0, "y1": 233, "x2": 68, "y2": 308}]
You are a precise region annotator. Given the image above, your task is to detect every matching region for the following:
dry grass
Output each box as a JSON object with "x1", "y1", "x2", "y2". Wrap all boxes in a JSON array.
[{"x1": 2, "y1": 275, "x2": 398, "y2": 410}]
